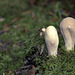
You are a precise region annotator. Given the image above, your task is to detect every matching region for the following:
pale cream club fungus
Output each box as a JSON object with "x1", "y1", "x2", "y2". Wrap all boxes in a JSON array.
[
  {"x1": 60, "y1": 17, "x2": 75, "y2": 51},
  {"x1": 44, "y1": 26, "x2": 59, "y2": 57}
]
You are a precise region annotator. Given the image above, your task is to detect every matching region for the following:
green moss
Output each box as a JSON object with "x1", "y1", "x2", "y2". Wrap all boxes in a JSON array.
[{"x1": 0, "y1": 0, "x2": 75, "y2": 74}]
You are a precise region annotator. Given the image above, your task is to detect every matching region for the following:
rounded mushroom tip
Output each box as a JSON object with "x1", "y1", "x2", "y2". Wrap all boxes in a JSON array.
[
  {"x1": 42, "y1": 28, "x2": 46, "y2": 32},
  {"x1": 46, "y1": 26, "x2": 55, "y2": 29},
  {"x1": 68, "y1": 26, "x2": 71, "y2": 28}
]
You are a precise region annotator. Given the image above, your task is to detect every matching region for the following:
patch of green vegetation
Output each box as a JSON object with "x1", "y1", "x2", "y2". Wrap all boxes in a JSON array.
[{"x1": 0, "y1": 0, "x2": 75, "y2": 75}]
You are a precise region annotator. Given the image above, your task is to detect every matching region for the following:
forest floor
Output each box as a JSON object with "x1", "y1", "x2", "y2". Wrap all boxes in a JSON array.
[{"x1": 0, "y1": 0, "x2": 75, "y2": 75}]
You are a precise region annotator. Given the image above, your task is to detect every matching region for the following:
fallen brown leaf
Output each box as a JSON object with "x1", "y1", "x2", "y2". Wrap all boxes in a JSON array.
[
  {"x1": 8, "y1": 70, "x2": 12, "y2": 75},
  {"x1": 23, "y1": 28, "x2": 28, "y2": 33}
]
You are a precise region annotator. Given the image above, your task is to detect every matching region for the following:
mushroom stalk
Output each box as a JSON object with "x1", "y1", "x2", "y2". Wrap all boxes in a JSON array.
[
  {"x1": 45, "y1": 26, "x2": 59, "y2": 56},
  {"x1": 60, "y1": 17, "x2": 75, "y2": 51}
]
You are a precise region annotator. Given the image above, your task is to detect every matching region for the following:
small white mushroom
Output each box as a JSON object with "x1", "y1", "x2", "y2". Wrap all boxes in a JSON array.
[
  {"x1": 42, "y1": 28, "x2": 46, "y2": 32},
  {"x1": 45, "y1": 26, "x2": 59, "y2": 56},
  {"x1": 39, "y1": 28, "x2": 46, "y2": 36},
  {"x1": 60, "y1": 17, "x2": 75, "y2": 51}
]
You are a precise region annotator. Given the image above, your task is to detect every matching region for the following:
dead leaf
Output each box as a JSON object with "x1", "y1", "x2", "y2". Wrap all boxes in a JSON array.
[
  {"x1": 23, "y1": 28, "x2": 28, "y2": 33},
  {"x1": 8, "y1": 70, "x2": 12, "y2": 75},
  {"x1": 23, "y1": 10, "x2": 30, "y2": 15},
  {"x1": 28, "y1": 65, "x2": 35, "y2": 75},
  {"x1": 31, "y1": 65, "x2": 35, "y2": 75},
  {"x1": 29, "y1": 0, "x2": 37, "y2": 5}
]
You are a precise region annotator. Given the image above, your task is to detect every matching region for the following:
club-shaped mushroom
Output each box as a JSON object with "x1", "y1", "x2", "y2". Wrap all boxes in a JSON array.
[
  {"x1": 60, "y1": 17, "x2": 75, "y2": 51},
  {"x1": 45, "y1": 26, "x2": 59, "y2": 56}
]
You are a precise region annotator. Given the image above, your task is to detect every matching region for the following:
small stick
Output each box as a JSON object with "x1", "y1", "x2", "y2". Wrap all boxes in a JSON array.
[
  {"x1": 40, "y1": 44, "x2": 44, "y2": 55},
  {"x1": 5, "y1": 17, "x2": 23, "y2": 26},
  {"x1": 2, "y1": 39, "x2": 13, "y2": 47}
]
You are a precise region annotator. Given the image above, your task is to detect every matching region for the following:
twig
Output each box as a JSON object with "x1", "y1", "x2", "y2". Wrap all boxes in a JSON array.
[
  {"x1": 5, "y1": 17, "x2": 23, "y2": 26},
  {"x1": 2, "y1": 39, "x2": 13, "y2": 47}
]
